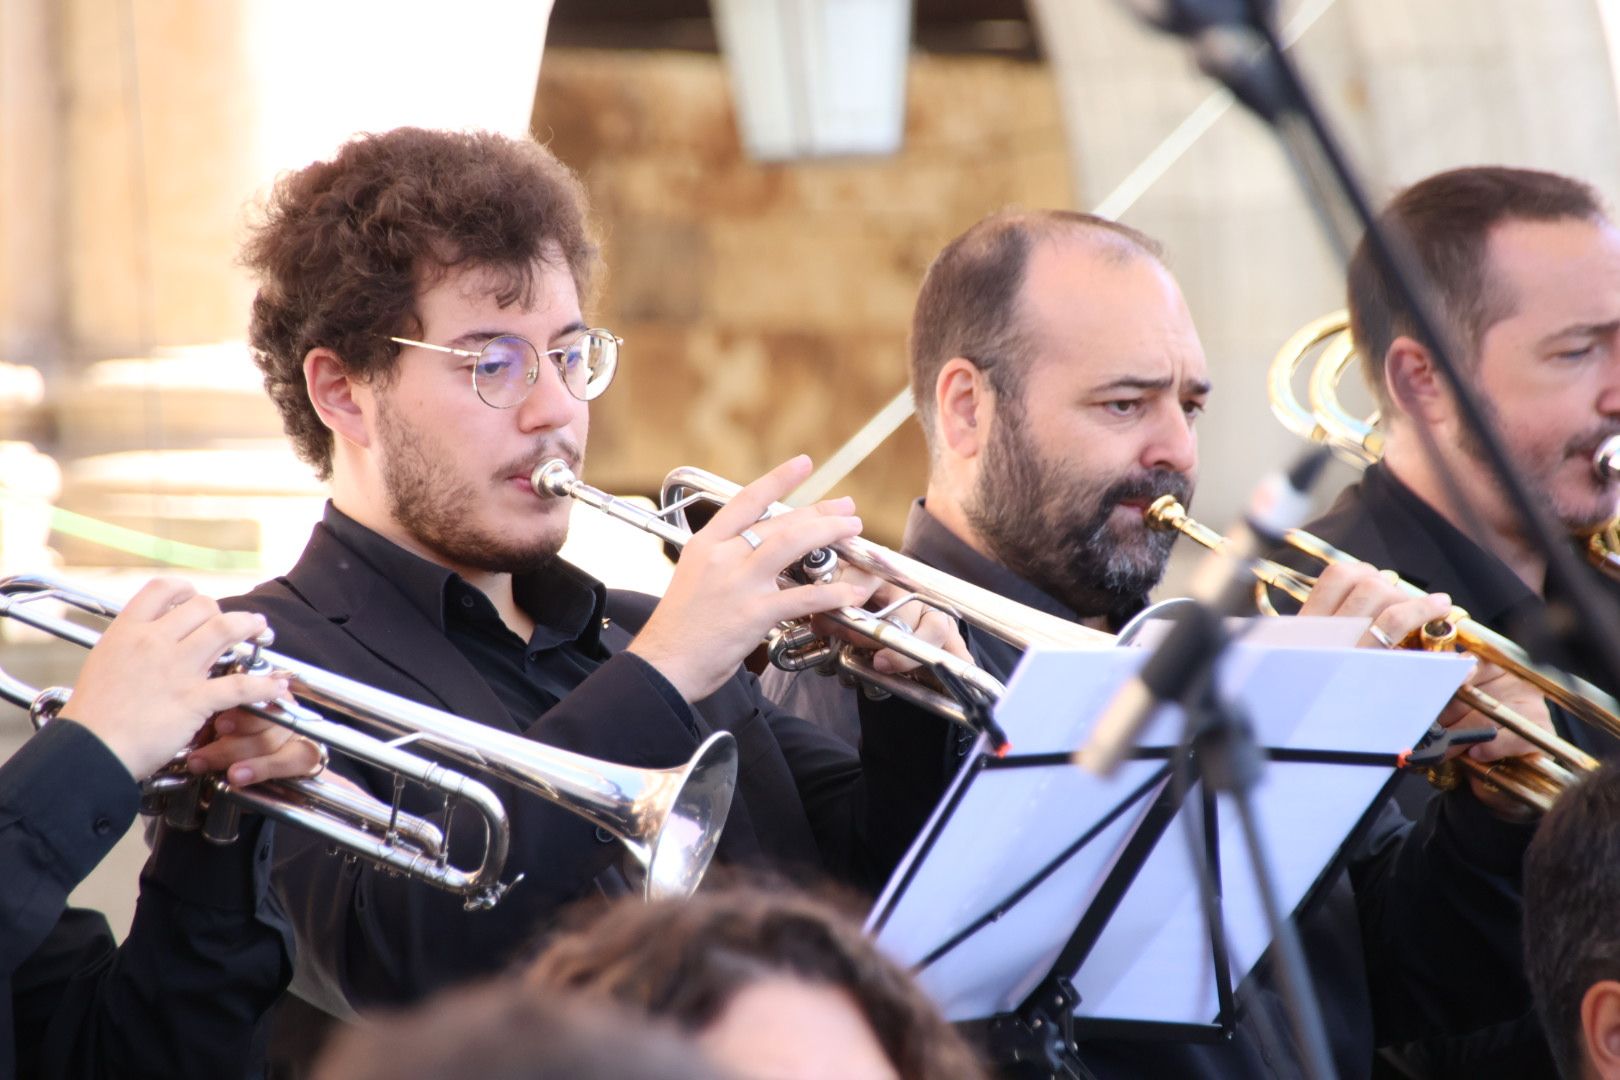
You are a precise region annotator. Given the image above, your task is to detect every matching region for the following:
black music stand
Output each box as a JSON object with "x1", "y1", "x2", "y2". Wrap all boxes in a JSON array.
[{"x1": 866, "y1": 628, "x2": 1471, "y2": 1075}]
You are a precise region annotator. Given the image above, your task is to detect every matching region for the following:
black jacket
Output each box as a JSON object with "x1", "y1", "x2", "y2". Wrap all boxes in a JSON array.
[
  {"x1": 228, "y1": 508, "x2": 952, "y2": 1021},
  {"x1": 1, "y1": 719, "x2": 289, "y2": 1079}
]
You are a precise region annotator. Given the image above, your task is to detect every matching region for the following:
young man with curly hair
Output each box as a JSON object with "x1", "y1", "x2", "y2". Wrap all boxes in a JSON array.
[{"x1": 229, "y1": 127, "x2": 967, "y2": 1064}]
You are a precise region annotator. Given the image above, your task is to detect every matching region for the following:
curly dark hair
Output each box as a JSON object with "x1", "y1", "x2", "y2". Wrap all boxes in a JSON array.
[
  {"x1": 241, "y1": 127, "x2": 599, "y2": 478},
  {"x1": 525, "y1": 885, "x2": 986, "y2": 1080}
]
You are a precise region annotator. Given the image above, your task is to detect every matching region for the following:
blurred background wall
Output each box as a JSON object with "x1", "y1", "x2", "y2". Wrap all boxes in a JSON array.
[{"x1": 3, "y1": 0, "x2": 1620, "y2": 932}]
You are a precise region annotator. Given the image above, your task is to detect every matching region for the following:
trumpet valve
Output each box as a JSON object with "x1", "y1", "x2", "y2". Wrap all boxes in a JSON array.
[
  {"x1": 1419, "y1": 614, "x2": 1462, "y2": 652},
  {"x1": 765, "y1": 622, "x2": 835, "y2": 672},
  {"x1": 796, "y1": 546, "x2": 839, "y2": 584},
  {"x1": 202, "y1": 781, "x2": 243, "y2": 845}
]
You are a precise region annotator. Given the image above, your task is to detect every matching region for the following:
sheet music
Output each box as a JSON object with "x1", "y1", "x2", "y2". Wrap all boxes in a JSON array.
[{"x1": 868, "y1": 629, "x2": 1472, "y2": 1025}]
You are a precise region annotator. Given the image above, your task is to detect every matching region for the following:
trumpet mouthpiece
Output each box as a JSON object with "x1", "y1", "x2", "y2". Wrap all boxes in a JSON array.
[
  {"x1": 1595, "y1": 434, "x2": 1620, "y2": 483},
  {"x1": 532, "y1": 458, "x2": 578, "y2": 497},
  {"x1": 1145, "y1": 494, "x2": 1185, "y2": 529}
]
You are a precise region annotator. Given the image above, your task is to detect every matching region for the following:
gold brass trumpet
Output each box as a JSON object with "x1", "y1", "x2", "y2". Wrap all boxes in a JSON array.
[
  {"x1": 0, "y1": 574, "x2": 738, "y2": 906},
  {"x1": 532, "y1": 460, "x2": 1113, "y2": 743},
  {"x1": 1143, "y1": 499, "x2": 1601, "y2": 812}
]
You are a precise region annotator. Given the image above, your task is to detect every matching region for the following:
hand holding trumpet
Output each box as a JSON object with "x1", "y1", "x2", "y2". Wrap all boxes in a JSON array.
[
  {"x1": 56, "y1": 577, "x2": 318, "y2": 786},
  {"x1": 1299, "y1": 561, "x2": 1556, "y2": 817},
  {"x1": 627, "y1": 456, "x2": 972, "y2": 703}
]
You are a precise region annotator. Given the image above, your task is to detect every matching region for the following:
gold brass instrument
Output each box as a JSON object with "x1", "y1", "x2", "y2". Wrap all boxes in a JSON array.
[
  {"x1": 1144, "y1": 499, "x2": 1601, "y2": 812},
  {"x1": 1267, "y1": 309, "x2": 1382, "y2": 468},
  {"x1": 532, "y1": 460, "x2": 1114, "y2": 741},
  {"x1": 0, "y1": 574, "x2": 738, "y2": 905}
]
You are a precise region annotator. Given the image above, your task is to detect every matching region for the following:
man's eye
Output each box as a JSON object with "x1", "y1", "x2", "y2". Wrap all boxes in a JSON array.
[
  {"x1": 1183, "y1": 401, "x2": 1206, "y2": 419},
  {"x1": 1103, "y1": 400, "x2": 1142, "y2": 416},
  {"x1": 1555, "y1": 345, "x2": 1597, "y2": 362}
]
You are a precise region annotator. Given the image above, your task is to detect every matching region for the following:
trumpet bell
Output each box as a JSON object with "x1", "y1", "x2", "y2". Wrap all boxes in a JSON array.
[{"x1": 631, "y1": 732, "x2": 737, "y2": 900}]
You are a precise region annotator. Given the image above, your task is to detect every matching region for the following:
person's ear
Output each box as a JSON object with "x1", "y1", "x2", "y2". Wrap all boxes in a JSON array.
[
  {"x1": 935, "y1": 358, "x2": 997, "y2": 460},
  {"x1": 1383, "y1": 336, "x2": 1450, "y2": 426},
  {"x1": 1583, "y1": 980, "x2": 1620, "y2": 1079},
  {"x1": 304, "y1": 347, "x2": 371, "y2": 449}
]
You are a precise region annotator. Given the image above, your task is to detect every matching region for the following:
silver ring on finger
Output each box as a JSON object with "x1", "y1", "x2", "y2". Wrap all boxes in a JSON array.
[
  {"x1": 739, "y1": 528, "x2": 764, "y2": 551},
  {"x1": 303, "y1": 738, "x2": 330, "y2": 779},
  {"x1": 1367, "y1": 622, "x2": 1398, "y2": 650}
]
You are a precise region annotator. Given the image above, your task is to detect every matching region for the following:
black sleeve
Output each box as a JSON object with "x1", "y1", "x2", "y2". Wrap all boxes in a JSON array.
[
  {"x1": 0, "y1": 721, "x2": 138, "y2": 976},
  {"x1": 1351, "y1": 786, "x2": 1537, "y2": 1048},
  {"x1": 756, "y1": 664, "x2": 864, "y2": 749},
  {"x1": 766, "y1": 682, "x2": 957, "y2": 891},
  {"x1": 270, "y1": 651, "x2": 717, "y2": 1017},
  {"x1": 28, "y1": 819, "x2": 292, "y2": 1080}
]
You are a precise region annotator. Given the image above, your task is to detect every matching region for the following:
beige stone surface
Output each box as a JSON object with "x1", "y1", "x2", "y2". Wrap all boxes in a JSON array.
[
  {"x1": 61, "y1": 0, "x2": 263, "y2": 357},
  {"x1": 537, "y1": 51, "x2": 1072, "y2": 544},
  {"x1": 0, "y1": 0, "x2": 64, "y2": 367}
]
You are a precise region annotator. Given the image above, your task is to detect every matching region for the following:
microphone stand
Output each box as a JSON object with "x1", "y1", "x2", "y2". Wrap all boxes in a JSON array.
[
  {"x1": 1117, "y1": 0, "x2": 1620, "y2": 1074},
  {"x1": 1125, "y1": 596, "x2": 1336, "y2": 1080}
]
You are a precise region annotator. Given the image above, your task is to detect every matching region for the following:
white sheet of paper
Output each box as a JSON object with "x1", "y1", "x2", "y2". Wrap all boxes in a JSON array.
[{"x1": 868, "y1": 637, "x2": 1473, "y2": 1025}]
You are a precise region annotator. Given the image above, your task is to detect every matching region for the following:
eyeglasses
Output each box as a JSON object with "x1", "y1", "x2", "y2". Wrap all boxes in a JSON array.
[{"x1": 387, "y1": 330, "x2": 622, "y2": 407}]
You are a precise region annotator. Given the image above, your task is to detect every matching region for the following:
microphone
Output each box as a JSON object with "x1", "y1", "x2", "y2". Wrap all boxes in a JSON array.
[{"x1": 1073, "y1": 447, "x2": 1332, "y2": 776}]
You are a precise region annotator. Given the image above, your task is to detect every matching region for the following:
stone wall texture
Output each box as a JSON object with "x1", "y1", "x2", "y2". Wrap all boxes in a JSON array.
[{"x1": 534, "y1": 49, "x2": 1072, "y2": 545}]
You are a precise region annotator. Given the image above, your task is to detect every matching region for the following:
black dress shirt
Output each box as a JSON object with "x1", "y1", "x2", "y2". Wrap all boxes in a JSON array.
[
  {"x1": 231, "y1": 504, "x2": 952, "y2": 1031},
  {"x1": 764, "y1": 498, "x2": 1542, "y2": 1079},
  {"x1": 323, "y1": 510, "x2": 695, "y2": 739},
  {"x1": 1, "y1": 719, "x2": 290, "y2": 1078}
]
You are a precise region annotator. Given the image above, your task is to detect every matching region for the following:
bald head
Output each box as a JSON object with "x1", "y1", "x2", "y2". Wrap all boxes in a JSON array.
[
  {"x1": 908, "y1": 210, "x2": 1165, "y2": 455},
  {"x1": 910, "y1": 209, "x2": 1206, "y2": 621}
]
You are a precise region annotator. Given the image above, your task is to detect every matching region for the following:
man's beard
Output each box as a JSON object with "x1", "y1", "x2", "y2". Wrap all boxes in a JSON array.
[
  {"x1": 1455, "y1": 398, "x2": 1620, "y2": 533},
  {"x1": 964, "y1": 415, "x2": 1192, "y2": 621},
  {"x1": 377, "y1": 406, "x2": 579, "y2": 575}
]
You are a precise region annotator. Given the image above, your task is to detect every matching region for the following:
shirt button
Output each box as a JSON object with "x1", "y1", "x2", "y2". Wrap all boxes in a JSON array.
[
  {"x1": 594, "y1": 826, "x2": 615, "y2": 845},
  {"x1": 461, "y1": 596, "x2": 475, "y2": 608},
  {"x1": 93, "y1": 817, "x2": 113, "y2": 836}
]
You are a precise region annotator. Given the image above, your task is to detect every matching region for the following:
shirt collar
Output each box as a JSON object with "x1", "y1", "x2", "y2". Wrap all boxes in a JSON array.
[
  {"x1": 899, "y1": 499, "x2": 1083, "y2": 623},
  {"x1": 319, "y1": 502, "x2": 607, "y2": 650}
]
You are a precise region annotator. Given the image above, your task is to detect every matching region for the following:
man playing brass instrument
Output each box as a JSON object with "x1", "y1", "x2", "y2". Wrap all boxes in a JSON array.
[
  {"x1": 1259, "y1": 164, "x2": 1620, "y2": 1075},
  {"x1": 228, "y1": 126, "x2": 970, "y2": 1062},
  {"x1": 1297, "y1": 165, "x2": 1620, "y2": 763},
  {"x1": 766, "y1": 209, "x2": 1558, "y2": 1078}
]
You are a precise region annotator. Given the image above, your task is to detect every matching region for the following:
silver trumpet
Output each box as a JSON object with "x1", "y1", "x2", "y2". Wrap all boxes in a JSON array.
[
  {"x1": 533, "y1": 460, "x2": 1114, "y2": 746},
  {"x1": 0, "y1": 574, "x2": 738, "y2": 908}
]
